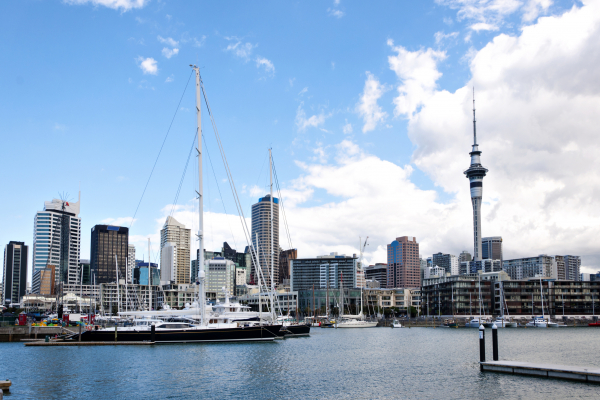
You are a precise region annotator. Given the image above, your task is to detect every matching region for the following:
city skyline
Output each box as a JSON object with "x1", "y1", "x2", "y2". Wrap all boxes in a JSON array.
[{"x1": 2, "y1": 0, "x2": 600, "y2": 288}]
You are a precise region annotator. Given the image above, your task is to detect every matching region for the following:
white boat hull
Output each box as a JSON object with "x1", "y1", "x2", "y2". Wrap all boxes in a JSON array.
[{"x1": 337, "y1": 321, "x2": 378, "y2": 328}]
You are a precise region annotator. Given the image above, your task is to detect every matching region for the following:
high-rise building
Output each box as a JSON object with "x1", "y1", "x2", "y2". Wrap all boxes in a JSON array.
[
  {"x1": 279, "y1": 248, "x2": 297, "y2": 284},
  {"x1": 3, "y1": 241, "x2": 28, "y2": 305},
  {"x1": 205, "y1": 257, "x2": 236, "y2": 296},
  {"x1": 502, "y1": 255, "x2": 557, "y2": 280},
  {"x1": 432, "y1": 252, "x2": 459, "y2": 275},
  {"x1": 459, "y1": 251, "x2": 472, "y2": 263},
  {"x1": 464, "y1": 95, "x2": 488, "y2": 261},
  {"x1": 90, "y1": 225, "x2": 129, "y2": 284},
  {"x1": 38, "y1": 265, "x2": 56, "y2": 296},
  {"x1": 290, "y1": 253, "x2": 358, "y2": 292},
  {"x1": 133, "y1": 262, "x2": 160, "y2": 285},
  {"x1": 563, "y1": 255, "x2": 581, "y2": 281},
  {"x1": 365, "y1": 263, "x2": 388, "y2": 288},
  {"x1": 222, "y1": 242, "x2": 252, "y2": 286},
  {"x1": 33, "y1": 194, "x2": 81, "y2": 285},
  {"x1": 127, "y1": 245, "x2": 135, "y2": 284},
  {"x1": 386, "y1": 236, "x2": 420, "y2": 288},
  {"x1": 79, "y1": 259, "x2": 91, "y2": 285},
  {"x1": 160, "y1": 242, "x2": 177, "y2": 284},
  {"x1": 482, "y1": 237, "x2": 503, "y2": 262},
  {"x1": 160, "y1": 216, "x2": 191, "y2": 285},
  {"x1": 250, "y1": 194, "x2": 279, "y2": 288}
]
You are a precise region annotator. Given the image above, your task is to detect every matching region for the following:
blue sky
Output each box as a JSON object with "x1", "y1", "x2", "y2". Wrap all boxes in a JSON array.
[{"x1": 3, "y1": 0, "x2": 597, "y2": 279}]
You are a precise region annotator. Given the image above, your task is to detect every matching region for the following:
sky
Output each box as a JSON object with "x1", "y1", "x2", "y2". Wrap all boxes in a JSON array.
[{"x1": 1, "y1": 0, "x2": 599, "y2": 284}]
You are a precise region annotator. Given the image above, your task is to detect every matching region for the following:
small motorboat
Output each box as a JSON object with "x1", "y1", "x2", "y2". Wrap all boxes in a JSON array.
[
  {"x1": 588, "y1": 321, "x2": 600, "y2": 327},
  {"x1": 391, "y1": 320, "x2": 402, "y2": 328}
]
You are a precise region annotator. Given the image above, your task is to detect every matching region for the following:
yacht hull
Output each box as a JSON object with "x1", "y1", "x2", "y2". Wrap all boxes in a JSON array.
[
  {"x1": 78, "y1": 325, "x2": 282, "y2": 343},
  {"x1": 281, "y1": 324, "x2": 311, "y2": 337}
]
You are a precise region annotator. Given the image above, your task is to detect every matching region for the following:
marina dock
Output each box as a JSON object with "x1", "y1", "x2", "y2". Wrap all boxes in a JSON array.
[
  {"x1": 480, "y1": 361, "x2": 600, "y2": 383},
  {"x1": 24, "y1": 341, "x2": 155, "y2": 347}
]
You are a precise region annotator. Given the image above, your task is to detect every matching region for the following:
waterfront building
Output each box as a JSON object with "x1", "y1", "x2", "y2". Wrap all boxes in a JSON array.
[
  {"x1": 2, "y1": 241, "x2": 28, "y2": 306},
  {"x1": 419, "y1": 257, "x2": 427, "y2": 281},
  {"x1": 365, "y1": 263, "x2": 388, "y2": 289},
  {"x1": 279, "y1": 248, "x2": 297, "y2": 284},
  {"x1": 160, "y1": 216, "x2": 191, "y2": 285},
  {"x1": 222, "y1": 242, "x2": 252, "y2": 284},
  {"x1": 33, "y1": 195, "x2": 81, "y2": 286},
  {"x1": 191, "y1": 258, "x2": 199, "y2": 284},
  {"x1": 386, "y1": 236, "x2": 420, "y2": 289},
  {"x1": 459, "y1": 261, "x2": 469, "y2": 276},
  {"x1": 297, "y1": 287, "x2": 363, "y2": 315},
  {"x1": 495, "y1": 280, "x2": 600, "y2": 317},
  {"x1": 432, "y1": 252, "x2": 459, "y2": 275},
  {"x1": 290, "y1": 253, "x2": 358, "y2": 292},
  {"x1": 250, "y1": 194, "x2": 279, "y2": 287},
  {"x1": 590, "y1": 272, "x2": 600, "y2": 282},
  {"x1": 482, "y1": 237, "x2": 503, "y2": 262},
  {"x1": 127, "y1": 245, "x2": 135, "y2": 284},
  {"x1": 502, "y1": 255, "x2": 557, "y2": 280},
  {"x1": 364, "y1": 288, "x2": 421, "y2": 314},
  {"x1": 79, "y1": 259, "x2": 91, "y2": 285},
  {"x1": 581, "y1": 273, "x2": 591, "y2": 282},
  {"x1": 239, "y1": 286, "x2": 298, "y2": 314},
  {"x1": 162, "y1": 284, "x2": 198, "y2": 309},
  {"x1": 420, "y1": 271, "x2": 509, "y2": 317},
  {"x1": 464, "y1": 96, "x2": 488, "y2": 261},
  {"x1": 90, "y1": 225, "x2": 129, "y2": 284},
  {"x1": 100, "y1": 283, "x2": 162, "y2": 314},
  {"x1": 469, "y1": 259, "x2": 502, "y2": 274},
  {"x1": 459, "y1": 251, "x2": 472, "y2": 263},
  {"x1": 205, "y1": 257, "x2": 236, "y2": 297}
]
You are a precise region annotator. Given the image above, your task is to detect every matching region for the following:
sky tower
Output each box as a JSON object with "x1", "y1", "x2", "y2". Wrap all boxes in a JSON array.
[{"x1": 464, "y1": 90, "x2": 488, "y2": 261}]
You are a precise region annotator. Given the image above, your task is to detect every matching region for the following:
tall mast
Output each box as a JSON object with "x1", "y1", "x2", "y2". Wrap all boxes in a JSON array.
[
  {"x1": 115, "y1": 254, "x2": 120, "y2": 315},
  {"x1": 269, "y1": 148, "x2": 275, "y2": 319},
  {"x1": 148, "y1": 238, "x2": 152, "y2": 311},
  {"x1": 192, "y1": 65, "x2": 206, "y2": 326}
]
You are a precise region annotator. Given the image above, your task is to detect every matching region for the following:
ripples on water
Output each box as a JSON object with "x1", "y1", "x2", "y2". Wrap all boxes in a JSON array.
[{"x1": 1, "y1": 327, "x2": 599, "y2": 399}]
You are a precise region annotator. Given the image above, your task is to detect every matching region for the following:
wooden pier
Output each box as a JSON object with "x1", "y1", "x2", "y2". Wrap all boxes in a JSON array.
[
  {"x1": 25, "y1": 341, "x2": 155, "y2": 347},
  {"x1": 480, "y1": 361, "x2": 600, "y2": 383}
]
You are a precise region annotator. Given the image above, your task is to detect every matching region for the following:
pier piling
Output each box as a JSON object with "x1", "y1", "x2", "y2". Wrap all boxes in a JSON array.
[
  {"x1": 114, "y1": 326, "x2": 117, "y2": 342},
  {"x1": 492, "y1": 323, "x2": 498, "y2": 361},
  {"x1": 479, "y1": 325, "x2": 485, "y2": 370}
]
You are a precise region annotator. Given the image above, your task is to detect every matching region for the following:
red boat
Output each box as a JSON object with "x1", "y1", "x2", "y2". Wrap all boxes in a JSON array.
[{"x1": 588, "y1": 322, "x2": 600, "y2": 327}]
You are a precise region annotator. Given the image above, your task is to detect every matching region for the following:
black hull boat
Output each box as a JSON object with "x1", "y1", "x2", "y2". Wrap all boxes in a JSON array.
[
  {"x1": 75, "y1": 324, "x2": 283, "y2": 343},
  {"x1": 280, "y1": 324, "x2": 311, "y2": 337}
]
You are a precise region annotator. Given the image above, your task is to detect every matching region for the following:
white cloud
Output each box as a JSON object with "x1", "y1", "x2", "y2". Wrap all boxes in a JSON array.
[
  {"x1": 295, "y1": 103, "x2": 329, "y2": 131},
  {"x1": 63, "y1": 0, "x2": 148, "y2": 11},
  {"x1": 434, "y1": 31, "x2": 459, "y2": 44},
  {"x1": 522, "y1": 0, "x2": 552, "y2": 22},
  {"x1": 298, "y1": 87, "x2": 308, "y2": 96},
  {"x1": 157, "y1": 36, "x2": 179, "y2": 47},
  {"x1": 387, "y1": 39, "x2": 446, "y2": 117},
  {"x1": 136, "y1": 57, "x2": 158, "y2": 75},
  {"x1": 162, "y1": 47, "x2": 179, "y2": 59},
  {"x1": 342, "y1": 120, "x2": 353, "y2": 134},
  {"x1": 356, "y1": 72, "x2": 388, "y2": 133},
  {"x1": 436, "y1": 0, "x2": 554, "y2": 31},
  {"x1": 328, "y1": 8, "x2": 345, "y2": 18},
  {"x1": 225, "y1": 41, "x2": 254, "y2": 60},
  {"x1": 289, "y1": 78, "x2": 296, "y2": 87},
  {"x1": 193, "y1": 35, "x2": 207, "y2": 47},
  {"x1": 165, "y1": 75, "x2": 174, "y2": 83},
  {"x1": 255, "y1": 57, "x2": 275, "y2": 75}
]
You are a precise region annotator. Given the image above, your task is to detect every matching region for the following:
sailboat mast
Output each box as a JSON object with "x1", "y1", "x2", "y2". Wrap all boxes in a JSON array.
[
  {"x1": 269, "y1": 148, "x2": 275, "y2": 320},
  {"x1": 115, "y1": 254, "x2": 120, "y2": 315},
  {"x1": 148, "y1": 238, "x2": 152, "y2": 311},
  {"x1": 193, "y1": 65, "x2": 206, "y2": 326}
]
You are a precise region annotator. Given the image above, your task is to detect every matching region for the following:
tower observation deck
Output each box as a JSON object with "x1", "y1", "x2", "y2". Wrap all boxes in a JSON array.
[{"x1": 464, "y1": 91, "x2": 488, "y2": 261}]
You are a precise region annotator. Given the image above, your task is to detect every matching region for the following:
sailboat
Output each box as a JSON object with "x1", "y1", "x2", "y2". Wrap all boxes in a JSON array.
[
  {"x1": 336, "y1": 270, "x2": 377, "y2": 328},
  {"x1": 75, "y1": 66, "x2": 282, "y2": 343},
  {"x1": 526, "y1": 278, "x2": 549, "y2": 328},
  {"x1": 493, "y1": 281, "x2": 517, "y2": 328}
]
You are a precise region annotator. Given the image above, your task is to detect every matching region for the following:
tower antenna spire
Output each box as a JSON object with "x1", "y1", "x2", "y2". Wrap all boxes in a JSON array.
[{"x1": 472, "y1": 87, "x2": 477, "y2": 145}]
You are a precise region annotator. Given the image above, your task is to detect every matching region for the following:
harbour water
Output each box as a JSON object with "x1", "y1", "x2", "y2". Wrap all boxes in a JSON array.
[{"x1": 2, "y1": 327, "x2": 599, "y2": 399}]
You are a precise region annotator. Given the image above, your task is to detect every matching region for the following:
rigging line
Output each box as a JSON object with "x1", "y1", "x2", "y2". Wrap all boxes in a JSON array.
[
  {"x1": 255, "y1": 152, "x2": 269, "y2": 188},
  {"x1": 130, "y1": 69, "x2": 194, "y2": 229},
  {"x1": 199, "y1": 78, "x2": 263, "y2": 293},
  {"x1": 202, "y1": 133, "x2": 238, "y2": 250},
  {"x1": 271, "y1": 154, "x2": 293, "y2": 250},
  {"x1": 169, "y1": 129, "x2": 198, "y2": 218}
]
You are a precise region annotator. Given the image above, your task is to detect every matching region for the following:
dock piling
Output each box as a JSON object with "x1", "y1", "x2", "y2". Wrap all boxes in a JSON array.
[
  {"x1": 492, "y1": 323, "x2": 498, "y2": 361},
  {"x1": 114, "y1": 325, "x2": 117, "y2": 342},
  {"x1": 479, "y1": 324, "x2": 485, "y2": 370}
]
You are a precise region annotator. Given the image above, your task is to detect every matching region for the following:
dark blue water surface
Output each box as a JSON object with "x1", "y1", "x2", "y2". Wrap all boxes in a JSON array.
[{"x1": 1, "y1": 327, "x2": 600, "y2": 399}]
